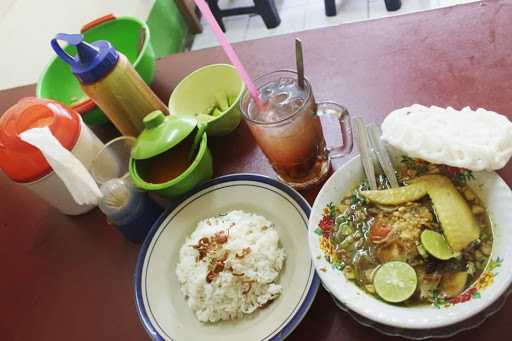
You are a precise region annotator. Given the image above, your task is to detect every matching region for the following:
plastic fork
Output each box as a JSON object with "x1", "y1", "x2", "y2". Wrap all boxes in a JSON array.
[
  {"x1": 368, "y1": 124, "x2": 399, "y2": 188},
  {"x1": 353, "y1": 117, "x2": 377, "y2": 190}
]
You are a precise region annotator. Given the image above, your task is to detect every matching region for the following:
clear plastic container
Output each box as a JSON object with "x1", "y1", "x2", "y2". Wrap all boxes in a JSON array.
[{"x1": 88, "y1": 136, "x2": 135, "y2": 185}]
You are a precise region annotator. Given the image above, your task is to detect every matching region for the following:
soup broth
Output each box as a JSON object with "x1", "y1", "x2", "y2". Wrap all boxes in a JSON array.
[{"x1": 138, "y1": 134, "x2": 195, "y2": 184}]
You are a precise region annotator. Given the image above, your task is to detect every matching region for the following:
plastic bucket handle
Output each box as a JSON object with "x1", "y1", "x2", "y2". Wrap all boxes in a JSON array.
[{"x1": 81, "y1": 14, "x2": 116, "y2": 33}]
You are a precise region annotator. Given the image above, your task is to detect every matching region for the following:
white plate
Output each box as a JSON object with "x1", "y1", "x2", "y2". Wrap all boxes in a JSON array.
[
  {"x1": 308, "y1": 155, "x2": 512, "y2": 330},
  {"x1": 329, "y1": 286, "x2": 512, "y2": 339},
  {"x1": 135, "y1": 174, "x2": 319, "y2": 340}
]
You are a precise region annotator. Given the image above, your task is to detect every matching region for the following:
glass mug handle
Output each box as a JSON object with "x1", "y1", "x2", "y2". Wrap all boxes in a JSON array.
[{"x1": 316, "y1": 102, "x2": 353, "y2": 158}]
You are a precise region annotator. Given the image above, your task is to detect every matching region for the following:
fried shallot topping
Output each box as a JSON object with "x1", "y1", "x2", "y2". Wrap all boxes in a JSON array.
[
  {"x1": 192, "y1": 237, "x2": 211, "y2": 260},
  {"x1": 207, "y1": 260, "x2": 226, "y2": 283},
  {"x1": 191, "y1": 231, "x2": 233, "y2": 283},
  {"x1": 215, "y1": 230, "x2": 228, "y2": 244}
]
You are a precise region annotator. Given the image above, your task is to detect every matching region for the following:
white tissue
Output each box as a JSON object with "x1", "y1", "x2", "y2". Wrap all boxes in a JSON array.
[{"x1": 19, "y1": 127, "x2": 102, "y2": 206}]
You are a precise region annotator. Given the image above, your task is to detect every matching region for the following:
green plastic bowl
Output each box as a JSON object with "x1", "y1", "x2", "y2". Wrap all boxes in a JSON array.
[
  {"x1": 37, "y1": 15, "x2": 156, "y2": 125},
  {"x1": 169, "y1": 64, "x2": 244, "y2": 136},
  {"x1": 129, "y1": 132, "x2": 213, "y2": 199}
]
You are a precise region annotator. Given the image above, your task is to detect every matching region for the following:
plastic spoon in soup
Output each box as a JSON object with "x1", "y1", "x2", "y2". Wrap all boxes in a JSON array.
[
  {"x1": 368, "y1": 124, "x2": 399, "y2": 188},
  {"x1": 187, "y1": 122, "x2": 207, "y2": 162},
  {"x1": 354, "y1": 117, "x2": 377, "y2": 190}
]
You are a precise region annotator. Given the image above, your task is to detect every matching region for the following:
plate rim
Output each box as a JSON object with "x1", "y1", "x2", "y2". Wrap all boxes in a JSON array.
[{"x1": 134, "y1": 173, "x2": 320, "y2": 341}]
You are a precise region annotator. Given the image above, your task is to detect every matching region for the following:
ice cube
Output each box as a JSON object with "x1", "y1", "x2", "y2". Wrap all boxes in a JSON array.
[
  {"x1": 265, "y1": 108, "x2": 284, "y2": 123},
  {"x1": 287, "y1": 97, "x2": 305, "y2": 112},
  {"x1": 249, "y1": 101, "x2": 292, "y2": 123},
  {"x1": 260, "y1": 81, "x2": 278, "y2": 99},
  {"x1": 278, "y1": 77, "x2": 295, "y2": 89},
  {"x1": 269, "y1": 92, "x2": 290, "y2": 106}
]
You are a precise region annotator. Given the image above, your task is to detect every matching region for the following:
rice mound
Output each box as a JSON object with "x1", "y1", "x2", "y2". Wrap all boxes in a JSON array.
[
  {"x1": 381, "y1": 104, "x2": 512, "y2": 171},
  {"x1": 176, "y1": 210, "x2": 286, "y2": 323}
]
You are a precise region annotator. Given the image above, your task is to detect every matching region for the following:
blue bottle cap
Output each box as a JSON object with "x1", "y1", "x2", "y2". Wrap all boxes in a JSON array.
[{"x1": 51, "y1": 33, "x2": 119, "y2": 84}]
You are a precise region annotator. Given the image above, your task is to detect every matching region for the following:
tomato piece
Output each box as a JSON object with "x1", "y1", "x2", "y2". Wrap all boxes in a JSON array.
[
  {"x1": 370, "y1": 222, "x2": 392, "y2": 242},
  {"x1": 319, "y1": 215, "x2": 335, "y2": 232},
  {"x1": 444, "y1": 166, "x2": 461, "y2": 176}
]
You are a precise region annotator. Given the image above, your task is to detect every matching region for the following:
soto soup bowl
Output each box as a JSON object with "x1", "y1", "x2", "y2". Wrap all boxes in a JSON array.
[{"x1": 308, "y1": 155, "x2": 512, "y2": 334}]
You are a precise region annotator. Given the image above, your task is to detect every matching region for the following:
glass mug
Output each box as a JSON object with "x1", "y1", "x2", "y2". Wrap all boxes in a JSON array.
[{"x1": 240, "y1": 70, "x2": 353, "y2": 189}]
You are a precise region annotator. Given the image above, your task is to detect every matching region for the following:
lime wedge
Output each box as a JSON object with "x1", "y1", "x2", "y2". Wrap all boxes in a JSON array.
[
  {"x1": 420, "y1": 229, "x2": 455, "y2": 260},
  {"x1": 373, "y1": 261, "x2": 417, "y2": 303}
]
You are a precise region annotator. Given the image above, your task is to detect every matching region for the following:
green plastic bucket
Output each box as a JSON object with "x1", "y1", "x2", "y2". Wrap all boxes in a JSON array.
[{"x1": 37, "y1": 14, "x2": 156, "y2": 125}]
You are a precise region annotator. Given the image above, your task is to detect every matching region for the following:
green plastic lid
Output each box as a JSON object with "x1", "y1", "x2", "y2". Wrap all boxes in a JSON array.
[{"x1": 131, "y1": 111, "x2": 197, "y2": 160}]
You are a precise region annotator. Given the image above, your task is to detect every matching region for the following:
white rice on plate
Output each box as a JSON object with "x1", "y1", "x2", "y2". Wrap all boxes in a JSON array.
[{"x1": 176, "y1": 210, "x2": 286, "y2": 323}]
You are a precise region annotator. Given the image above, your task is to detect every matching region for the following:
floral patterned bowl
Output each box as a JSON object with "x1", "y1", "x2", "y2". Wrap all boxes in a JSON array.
[{"x1": 308, "y1": 155, "x2": 512, "y2": 330}]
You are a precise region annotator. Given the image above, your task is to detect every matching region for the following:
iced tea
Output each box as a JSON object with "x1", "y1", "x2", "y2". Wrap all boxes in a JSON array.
[{"x1": 241, "y1": 71, "x2": 329, "y2": 189}]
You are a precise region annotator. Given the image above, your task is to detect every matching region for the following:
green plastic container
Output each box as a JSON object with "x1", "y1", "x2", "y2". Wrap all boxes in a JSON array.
[
  {"x1": 37, "y1": 14, "x2": 156, "y2": 125},
  {"x1": 129, "y1": 111, "x2": 213, "y2": 199},
  {"x1": 169, "y1": 64, "x2": 244, "y2": 136}
]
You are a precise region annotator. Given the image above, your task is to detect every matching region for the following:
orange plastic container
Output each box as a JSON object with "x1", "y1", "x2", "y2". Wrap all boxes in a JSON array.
[
  {"x1": 0, "y1": 98, "x2": 80, "y2": 182},
  {"x1": 0, "y1": 98, "x2": 104, "y2": 215}
]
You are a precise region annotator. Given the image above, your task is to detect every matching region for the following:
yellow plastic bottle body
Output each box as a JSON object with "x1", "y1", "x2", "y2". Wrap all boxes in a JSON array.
[{"x1": 80, "y1": 53, "x2": 169, "y2": 137}]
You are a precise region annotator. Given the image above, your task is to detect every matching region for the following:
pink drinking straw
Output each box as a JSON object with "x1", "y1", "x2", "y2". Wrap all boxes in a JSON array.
[{"x1": 194, "y1": 0, "x2": 265, "y2": 110}]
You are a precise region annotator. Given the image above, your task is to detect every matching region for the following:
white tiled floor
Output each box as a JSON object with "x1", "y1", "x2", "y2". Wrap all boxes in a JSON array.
[{"x1": 191, "y1": 0, "x2": 479, "y2": 50}]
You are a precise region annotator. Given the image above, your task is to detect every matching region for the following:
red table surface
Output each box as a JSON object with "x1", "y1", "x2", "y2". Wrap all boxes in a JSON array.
[{"x1": 1, "y1": 1, "x2": 511, "y2": 340}]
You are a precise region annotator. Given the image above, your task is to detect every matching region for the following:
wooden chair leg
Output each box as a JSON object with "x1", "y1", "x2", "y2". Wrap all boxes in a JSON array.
[
  {"x1": 176, "y1": 0, "x2": 203, "y2": 34},
  {"x1": 206, "y1": 0, "x2": 226, "y2": 32},
  {"x1": 254, "y1": 0, "x2": 281, "y2": 29},
  {"x1": 324, "y1": 0, "x2": 337, "y2": 16}
]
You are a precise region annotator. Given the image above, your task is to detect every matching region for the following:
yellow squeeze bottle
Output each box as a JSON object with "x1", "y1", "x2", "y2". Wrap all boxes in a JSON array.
[{"x1": 51, "y1": 33, "x2": 169, "y2": 137}]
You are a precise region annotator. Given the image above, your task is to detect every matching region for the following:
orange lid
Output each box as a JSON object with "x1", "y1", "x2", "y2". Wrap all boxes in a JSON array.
[{"x1": 0, "y1": 97, "x2": 81, "y2": 182}]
